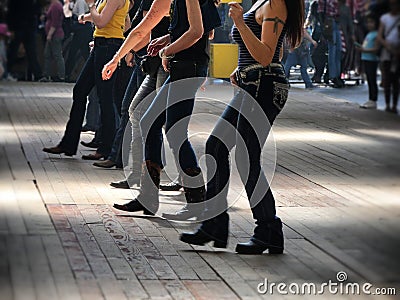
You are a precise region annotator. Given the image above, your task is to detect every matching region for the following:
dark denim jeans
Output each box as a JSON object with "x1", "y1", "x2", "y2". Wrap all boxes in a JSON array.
[
  {"x1": 140, "y1": 61, "x2": 208, "y2": 171},
  {"x1": 108, "y1": 56, "x2": 145, "y2": 166},
  {"x1": 59, "y1": 37, "x2": 122, "y2": 156},
  {"x1": 327, "y1": 21, "x2": 342, "y2": 79},
  {"x1": 205, "y1": 64, "x2": 289, "y2": 223},
  {"x1": 65, "y1": 23, "x2": 93, "y2": 80},
  {"x1": 83, "y1": 87, "x2": 100, "y2": 131}
]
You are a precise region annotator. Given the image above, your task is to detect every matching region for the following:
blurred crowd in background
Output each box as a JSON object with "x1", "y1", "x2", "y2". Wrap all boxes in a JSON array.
[{"x1": 0, "y1": 0, "x2": 398, "y2": 111}]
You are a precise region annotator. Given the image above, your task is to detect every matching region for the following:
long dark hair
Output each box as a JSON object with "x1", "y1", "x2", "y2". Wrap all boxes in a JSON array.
[{"x1": 283, "y1": 0, "x2": 304, "y2": 48}]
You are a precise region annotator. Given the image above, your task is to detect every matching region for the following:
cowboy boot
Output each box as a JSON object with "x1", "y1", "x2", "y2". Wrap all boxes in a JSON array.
[
  {"x1": 162, "y1": 167, "x2": 205, "y2": 221},
  {"x1": 180, "y1": 212, "x2": 229, "y2": 248},
  {"x1": 235, "y1": 217, "x2": 284, "y2": 254},
  {"x1": 113, "y1": 160, "x2": 161, "y2": 215}
]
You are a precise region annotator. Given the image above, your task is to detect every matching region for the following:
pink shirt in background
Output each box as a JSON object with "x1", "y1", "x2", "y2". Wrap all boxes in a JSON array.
[{"x1": 45, "y1": 1, "x2": 64, "y2": 39}]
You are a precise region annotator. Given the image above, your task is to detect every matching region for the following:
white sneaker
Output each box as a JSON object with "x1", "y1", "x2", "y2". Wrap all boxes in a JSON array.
[
  {"x1": 360, "y1": 100, "x2": 377, "y2": 109},
  {"x1": 5, "y1": 74, "x2": 17, "y2": 82}
]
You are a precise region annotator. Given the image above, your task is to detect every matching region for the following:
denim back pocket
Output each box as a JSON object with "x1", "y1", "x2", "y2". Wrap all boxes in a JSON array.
[{"x1": 272, "y1": 81, "x2": 290, "y2": 111}]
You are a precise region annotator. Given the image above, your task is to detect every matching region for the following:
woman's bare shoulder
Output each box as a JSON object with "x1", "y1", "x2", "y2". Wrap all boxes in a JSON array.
[{"x1": 261, "y1": 0, "x2": 287, "y2": 16}]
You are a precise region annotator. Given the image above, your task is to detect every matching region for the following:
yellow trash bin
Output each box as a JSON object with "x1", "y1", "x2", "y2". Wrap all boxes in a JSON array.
[{"x1": 209, "y1": 43, "x2": 238, "y2": 78}]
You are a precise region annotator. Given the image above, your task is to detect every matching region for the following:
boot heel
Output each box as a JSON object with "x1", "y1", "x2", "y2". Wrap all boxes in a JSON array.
[
  {"x1": 268, "y1": 246, "x2": 283, "y2": 254},
  {"x1": 213, "y1": 240, "x2": 227, "y2": 248},
  {"x1": 143, "y1": 208, "x2": 155, "y2": 216}
]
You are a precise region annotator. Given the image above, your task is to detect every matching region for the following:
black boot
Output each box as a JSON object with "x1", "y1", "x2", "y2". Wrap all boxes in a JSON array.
[
  {"x1": 235, "y1": 217, "x2": 284, "y2": 254},
  {"x1": 162, "y1": 168, "x2": 205, "y2": 221},
  {"x1": 180, "y1": 212, "x2": 229, "y2": 248},
  {"x1": 113, "y1": 160, "x2": 161, "y2": 215},
  {"x1": 160, "y1": 181, "x2": 182, "y2": 191}
]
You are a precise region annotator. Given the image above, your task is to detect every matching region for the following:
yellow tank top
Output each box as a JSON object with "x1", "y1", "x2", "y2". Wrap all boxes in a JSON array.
[{"x1": 93, "y1": 0, "x2": 129, "y2": 39}]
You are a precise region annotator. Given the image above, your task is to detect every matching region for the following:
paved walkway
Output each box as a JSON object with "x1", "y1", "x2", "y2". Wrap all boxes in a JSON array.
[
  {"x1": 288, "y1": 68, "x2": 399, "y2": 113},
  {"x1": 0, "y1": 81, "x2": 399, "y2": 299}
]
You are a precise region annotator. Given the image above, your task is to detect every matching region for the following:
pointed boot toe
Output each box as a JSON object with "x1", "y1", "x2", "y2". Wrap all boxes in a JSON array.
[{"x1": 235, "y1": 240, "x2": 283, "y2": 255}]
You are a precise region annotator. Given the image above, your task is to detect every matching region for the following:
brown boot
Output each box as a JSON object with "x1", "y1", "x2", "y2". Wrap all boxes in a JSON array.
[{"x1": 113, "y1": 160, "x2": 161, "y2": 215}]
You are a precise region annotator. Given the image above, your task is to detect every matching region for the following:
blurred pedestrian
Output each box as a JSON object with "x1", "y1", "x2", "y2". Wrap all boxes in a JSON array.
[
  {"x1": 318, "y1": 0, "x2": 344, "y2": 87},
  {"x1": 378, "y1": 0, "x2": 400, "y2": 113},
  {"x1": 39, "y1": 0, "x2": 66, "y2": 82},
  {"x1": 357, "y1": 14, "x2": 380, "y2": 109},
  {"x1": 0, "y1": 23, "x2": 11, "y2": 80},
  {"x1": 64, "y1": 0, "x2": 93, "y2": 82},
  {"x1": 62, "y1": 0, "x2": 74, "y2": 39},
  {"x1": 7, "y1": 0, "x2": 43, "y2": 81},
  {"x1": 338, "y1": 0, "x2": 355, "y2": 77},
  {"x1": 307, "y1": 0, "x2": 329, "y2": 83},
  {"x1": 284, "y1": 28, "x2": 318, "y2": 89}
]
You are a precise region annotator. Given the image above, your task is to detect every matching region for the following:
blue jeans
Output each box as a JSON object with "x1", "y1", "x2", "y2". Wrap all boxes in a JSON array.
[
  {"x1": 140, "y1": 61, "x2": 208, "y2": 170},
  {"x1": 205, "y1": 64, "x2": 289, "y2": 223},
  {"x1": 327, "y1": 21, "x2": 342, "y2": 79},
  {"x1": 108, "y1": 57, "x2": 145, "y2": 166},
  {"x1": 59, "y1": 37, "x2": 122, "y2": 156},
  {"x1": 284, "y1": 51, "x2": 313, "y2": 88}
]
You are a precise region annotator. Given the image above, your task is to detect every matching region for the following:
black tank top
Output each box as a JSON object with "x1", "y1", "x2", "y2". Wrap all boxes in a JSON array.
[
  {"x1": 231, "y1": 0, "x2": 286, "y2": 68},
  {"x1": 169, "y1": 0, "x2": 210, "y2": 64}
]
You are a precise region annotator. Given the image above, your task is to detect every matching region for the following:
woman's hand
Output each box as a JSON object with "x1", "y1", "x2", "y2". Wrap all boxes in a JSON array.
[
  {"x1": 78, "y1": 14, "x2": 86, "y2": 24},
  {"x1": 125, "y1": 52, "x2": 135, "y2": 67},
  {"x1": 162, "y1": 58, "x2": 169, "y2": 72},
  {"x1": 89, "y1": 40, "x2": 94, "y2": 52},
  {"x1": 102, "y1": 56, "x2": 119, "y2": 80},
  {"x1": 228, "y1": 2, "x2": 244, "y2": 27},
  {"x1": 311, "y1": 39, "x2": 318, "y2": 48},
  {"x1": 230, "y1": 67, "x2": 238, "y2": 86},
  {"x1": 147, "y1": 35, "x2": 171, "y2": 56}
]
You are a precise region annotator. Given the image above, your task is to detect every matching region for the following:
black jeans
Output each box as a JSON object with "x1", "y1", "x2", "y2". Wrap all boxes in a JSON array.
[
  {"x1": 59, "y1": 37, "x2": 122, "y2": 156},
  {"x1": 140, "y1": 60, "x2": 208, "y2": 170},
  {"x1": 65, "y1": 23, "x2": 93, "y2": 80},
  {"x1": 205, "y1": 64, "x2": 289, "y2": 223},
  {"x1": 363, "y1": 60, "x2": 378, "y2": 101}
]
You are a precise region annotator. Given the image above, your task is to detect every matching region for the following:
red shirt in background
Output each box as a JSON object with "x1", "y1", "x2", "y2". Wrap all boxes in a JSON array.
[
  {"x1": 45, "y1": 1, "x2": 64, "y2": 39},
  {"x1": 317, "y1": 0, "x2": 339, "y2": 18}
]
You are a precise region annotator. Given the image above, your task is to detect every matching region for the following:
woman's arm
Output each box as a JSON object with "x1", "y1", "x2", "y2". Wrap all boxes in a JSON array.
[
  {"x1": 162, "y1": 0, "x2": 204, "y2": 57},
  {"x1": 377, "y1": 19, "x2": 388, "y2": 49},
  {"x1": 85, "y1": 0, "x2": 124, "y2": 29},
  {"x1": 303, "y1": 28, "x2": 317, "y2": 48},
  {"x1": 102, "y1": 0, "x2": 170, "y2": 80},
  {"x1": 229, "y1": 0, "x2": 287, "y2": 66},
  {"x1": 115, "y1": 0, "x2": 169, "y2": 57},
  {"x1": 124, "y1": 9, "x2": 154, "y2": 66}
]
